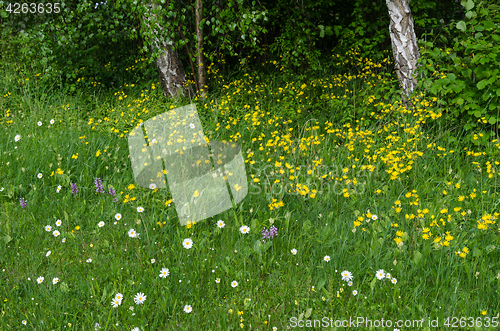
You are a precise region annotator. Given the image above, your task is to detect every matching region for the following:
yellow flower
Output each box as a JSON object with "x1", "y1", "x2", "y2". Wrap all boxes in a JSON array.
[
  {"x1": 75, "y1": 226, "x2": 80, "y2": 230},
  {"x1": 128, "y1": 184, "x2": 135, "y2": 190},
  {"x1": 95, "y1": 150, "x2": 101, "y2": 157},
  {"x1": 394, "y1": 237, "x2": 403, "y2": 244},
  {"x1": 193, "y1": 190, "x2": 200, "y2": 197},
  {"x1": 481, "y1": 310, "x2": 487, "y2": 315}
]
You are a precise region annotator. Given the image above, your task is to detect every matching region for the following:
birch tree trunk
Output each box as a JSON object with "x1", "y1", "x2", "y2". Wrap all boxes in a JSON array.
[
  {"x1": 386, "y1": 0, "x2": 420, "y2": 108},
  {"x1": 142, "y1": 1, "x2": 188, "y2": 98},
  {"x1": 195, "y1": 0, "x2": 207, "y2": 98}
]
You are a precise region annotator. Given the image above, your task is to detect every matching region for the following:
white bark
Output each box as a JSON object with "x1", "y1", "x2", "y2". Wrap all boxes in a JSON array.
[
  {"x1": 142, "y1": 1, "x2": 187, "y2": 98},
  {"x1": 386, "y1": 0, "x2": 420, "y2": 107}
]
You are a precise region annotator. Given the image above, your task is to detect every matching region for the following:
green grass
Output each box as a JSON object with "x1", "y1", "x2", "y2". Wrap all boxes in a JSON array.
[{"x1": 1, "y1": 52, "x2": 500, "y2": 331}]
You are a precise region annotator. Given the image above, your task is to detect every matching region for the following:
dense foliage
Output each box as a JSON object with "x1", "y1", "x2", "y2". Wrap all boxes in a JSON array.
[
  {"x1": 1, "y1": 0, "x2": 497, "y2": 143},
  {"x1": 417, "y1": 0, "x2": 500, "y2": 144}
]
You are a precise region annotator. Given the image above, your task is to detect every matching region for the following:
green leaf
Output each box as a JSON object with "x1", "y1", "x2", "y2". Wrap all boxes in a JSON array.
[
  {"x1": 304, "y1": 307, "x2": 313, "y2": 318},
  {"x1": 483, "y1": 21, "x2": 495, "y2": 30},
  {"x1": 489, "y1": 116, "x2": 497, "y2": 124},
  {"x1": 456, "y1": 21, "x2": 466, "y2": 32},
  {"x1": 322, "y1": 287, "x2": 331, "y2": 299},
  {"x1": 3, "y1": 235, "x2": 12, "y2": 244},
  {"x1": 462, "y1": 68, "x2": 472, "y2": 78},
  {"x1": 477, "y1": 79, "x2": 488, "y2": 89},
  {"x1": 413, "y1": 251, "x2": 422, "y2": 265},
  {"x1": 316, "y1": 278, "x2": 326, "y2": 291},
  {"x1": 370, "y1": 277, "x2": 377, "y2": 291},
  {"x1": 462, "y1": 0, "x2": 474, "y2": 11},
  {"x1": 318, "y1": 25, "x2": 325, "y2": 38}
]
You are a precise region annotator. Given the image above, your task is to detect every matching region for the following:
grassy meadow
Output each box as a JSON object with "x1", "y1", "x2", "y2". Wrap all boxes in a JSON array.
[{"x1": 1, "y1": 49, "x2": 500, "y2": 330}]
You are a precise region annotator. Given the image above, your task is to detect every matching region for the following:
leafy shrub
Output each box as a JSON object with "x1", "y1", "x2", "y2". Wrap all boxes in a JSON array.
[{"x1": 417, "y1": 0, "x2": 500, "y2": 146}]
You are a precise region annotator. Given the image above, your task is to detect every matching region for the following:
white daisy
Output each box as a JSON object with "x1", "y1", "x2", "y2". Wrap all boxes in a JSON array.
[
  {"x1": 56, "y1": 185, "x2": 62, "y2": 193},
  {"x1": 239, "y1": 225, "x2": 250, "y2": 234},
  {"x1": 37, "y1": 173, "x2": 43, "y2": 179},
  {"x1": 55, "y1": 219, "x2": 62, "y2": 226},
  {"x1": 111, "y1": 298, "x2": 121, "y2": 308},
  {"x1": 217, "y1": 220, "x2": 225, "y2": 228},
  {"x1": 22, "y1": 320, "x2": 27, "y2": 325},
  {"x1": 231, "y1": 280, "x2": 238, "y2": 288},
  {"x1": 15, "y1": 135, "x2": 21, "y2": 142},
  {"x1": 137, "y1": 206, "x2": 144, "y2": 213},
  {"x1": 50, "y1": 119, "x2": 55, "y2": 124},
  {"x1": 62, "y1": 238, "x2": 66, "y2": 243},
  {"x1": 324, "y1": 255, "x2": 331, "y2": 262},
  {"x1": 133, "y1": 292, "x2": 146, "y2": 304},
  {"x1": 149, "y1": 183, "x2": 156, "y2": 190},
  {"x1": 386, "y1": 273, "x2": 391, "y2": 279},
  {"x1": 341, "y1": 270, "x2": 353, "y2": 282},
  {"x1": 0, "y1": 187, "x2": 4, "y2": 192},
  {"x1": 52, "y1": 277, "x2": 60, "y2": 285},
  {"x1": 37, "y1": 276, "x2": 44, "y2": 284},
  {"x1": 131, "y1": 328, "x2": 139, "y2": 331},
  {"x1": 375, "y1": 269, "x2": 385, "y2": 280},
  {"x1": 184, "y1": 304, "x2": 193, "y2": 313},
  {"x1": 128, "y1": 229, "x2": 137, "y2": 238},
  {"x1": 46, "y1": 250, "x2": 51, "y2": 257},
  {"x1": 115, "y1": 213, "x2": 122, "y2": 220},
  {"x1": 183, "y1": 238, "x2": 193, "y2": 249},
  {"x1": 114, "y1": 293, "x2": 124, "y2": 302},
  {"x1": 372, "y1": 214, "x2": 378, "y2": 220},
  {"x1": 52, "y1": 230, "x2": 60, "y2": 237},
  {"x1": 189, "y1": 123, "x2": 195, "y2": 129},
  {"x1": 215, "y1": 278, "x2": 220, "y2": 283},
  {"x1": 391, "y1": 278, "x2": 397, "y2": 284},
  {"x1": 291, "y1": 248, "x2": 297, "y2": 255},
  {"x1": 348, "y1": 281, "x2": 353, "y2": 286},
  {"x1": 353, "y1": 290, "x2": 358, "y2": 296},
  {"x1": 98, "y1": 221, "x2": 105, "y2": 227},
  {"x1": 86, "y1": 258, "x2": 92, "y2": 263},
  {"x1": 159, "y1": 268, "x2": 170, "y2": 278},
  {"x1": 45, "y1": 225, "x2": 52, "y2": 232},
  {"x1": 37, "y1": 121, "x2": 42, "y2": 126},
  {"x1": 151, "y1": 259, "x2": 155, "y2": 264}
]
